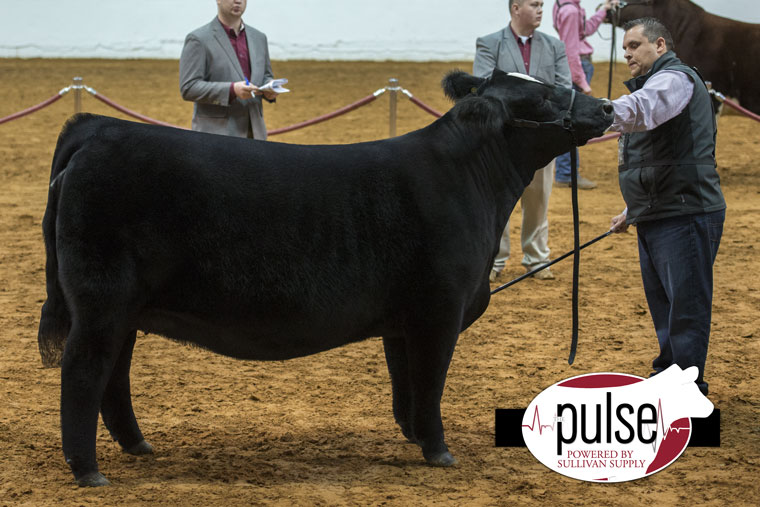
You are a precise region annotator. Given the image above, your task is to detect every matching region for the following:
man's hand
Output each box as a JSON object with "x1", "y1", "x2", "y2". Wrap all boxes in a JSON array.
[
  {"x1": 610, "y1": 212, "x2": 629, "y2": 233},
  {"x1": 233, "y1": 81, "x2": 256, "y2": 99},
  {"x1": 604, "y1": 0, "x2": 620, "y2": 10},
  {"x1": 252, "y1": 86, "x2": 278, "y2": 101},
  {"x1": 582, "y1": 86, "x2": 593, "y2": 95}
]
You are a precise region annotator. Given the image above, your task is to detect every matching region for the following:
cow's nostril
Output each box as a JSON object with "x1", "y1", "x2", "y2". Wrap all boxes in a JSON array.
[{"x1": 602, "y1": 101, "x2": 614, "y2": 115}]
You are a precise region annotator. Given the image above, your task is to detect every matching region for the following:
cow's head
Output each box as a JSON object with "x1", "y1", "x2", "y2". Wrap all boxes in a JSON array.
[{"x1": 442, "y1": 70, "x2": 613, "y2": 159}]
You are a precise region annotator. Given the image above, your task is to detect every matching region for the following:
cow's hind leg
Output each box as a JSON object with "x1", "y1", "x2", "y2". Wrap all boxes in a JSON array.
[
  {"x1": 382, "y1": 336, "x2": 414, "y2": 442},
  {"x1": 61, "y1": 315, "x2": 134, "y2": 487},
  {"x1": 100, "y1": 330, "x2": 153, "y2": 457},
  {"x1": 404, "y1": 327, "x2": 459, "y2": 467}
]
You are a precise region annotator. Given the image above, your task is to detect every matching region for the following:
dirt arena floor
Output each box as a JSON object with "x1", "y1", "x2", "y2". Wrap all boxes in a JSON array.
[{"x1": 1, "y1": 59, "x2": 758, "y2": 506}]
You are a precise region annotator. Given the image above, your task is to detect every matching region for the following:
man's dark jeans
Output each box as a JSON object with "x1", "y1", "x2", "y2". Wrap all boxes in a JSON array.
[{"x1": 636, "y1": 209, "x2": 725, "y2": 394}]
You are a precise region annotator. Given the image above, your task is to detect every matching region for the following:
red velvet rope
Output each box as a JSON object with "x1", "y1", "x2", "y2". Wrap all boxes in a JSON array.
[
  {"x1": 0, "y1": 93, "x2": 63, "y2": 125},
  {"x1": 406, "y1": 95, "x2": 443, "y2": 118},
  {"x1": 90, "y1": 92, "x2": 186, "y2": 129},
  {"x1": 91, "y1": 88, "x2": 383, "y2": 136},
  {"x1": 722, "y1": 98, "x2": 760, "y2": 123},
  {"x1": 268, "y1": 93, "x2": 379, "y2": 136},
  {"x1": 7, "y1": 82, "x2": 754, "y2": 145}
]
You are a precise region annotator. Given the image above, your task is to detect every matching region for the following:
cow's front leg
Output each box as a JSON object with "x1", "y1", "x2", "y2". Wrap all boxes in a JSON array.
[
  {"x1": 61, "y1": 320, "x2": 128, "y2": 487},
  {"x1": 382, "y1": 336, "x2": 414, "y2": 442},
  {"x1": 405, "y1": 326, "x2": 459, "y2": 467},
  {"x1": 100, "y1": 330, "x2": 153, "y2": 457}
]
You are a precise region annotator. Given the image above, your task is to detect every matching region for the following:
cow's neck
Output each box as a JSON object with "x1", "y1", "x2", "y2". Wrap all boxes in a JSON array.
[
  {"x1": 487, "y1": 128, "x2": 569, "y2": 238},
  {"x1": 429, "y1": 119, "x2": 564, "y2": 240},
  {"x1": 480, "y1": 133, "x2": 532, "y2": 208},
  {"x1": 471, "y1": 134, "x2": 532, "y2": 243}
]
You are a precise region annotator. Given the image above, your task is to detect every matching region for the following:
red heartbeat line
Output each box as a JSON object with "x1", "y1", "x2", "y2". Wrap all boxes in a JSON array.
[
  {"x1": 522, "y1": 399, "x2": 691, "y2": 446},
  {"x1": 521, "y1": 406, "x2": 557, "y2": 435},
  {"x1": 651, "y1": 399, "x2": 690, "y2": 452}
]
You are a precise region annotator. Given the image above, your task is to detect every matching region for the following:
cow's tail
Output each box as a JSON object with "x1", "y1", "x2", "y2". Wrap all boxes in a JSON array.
[{"x1": 37, "y1": 114, "x2": 95, "y2": 367}]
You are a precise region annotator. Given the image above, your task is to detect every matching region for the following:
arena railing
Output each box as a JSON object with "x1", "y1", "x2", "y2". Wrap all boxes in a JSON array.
[
  {"x1": 268, "y1": 88, "x2": 387, "y2": 136},
  {"x1": 2, "y1": 77, "x2": 758, "y2": 134},
  {"x1": 87, "y1": 86, "x2": 183, "y2": 129},
  {"x1": 0, "y1": 88, "x2": 68, "y2": 126}
]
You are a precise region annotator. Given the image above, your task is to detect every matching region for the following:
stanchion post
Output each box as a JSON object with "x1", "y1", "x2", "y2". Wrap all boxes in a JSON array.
[
  {"x1": 705, "y1": 81, "x2": 723, "y2": 120},
  {"x1": 72, "y1": 76, "x2": 83, "y2": 114},
  {"x1": 388, "y1": 78, "x2": 399, "y2": 138}
]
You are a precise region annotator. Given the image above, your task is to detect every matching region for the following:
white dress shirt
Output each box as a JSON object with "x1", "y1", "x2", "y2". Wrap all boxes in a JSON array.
[{"x1": 609, "y1": 70, "x2": 694, "y2": 133}]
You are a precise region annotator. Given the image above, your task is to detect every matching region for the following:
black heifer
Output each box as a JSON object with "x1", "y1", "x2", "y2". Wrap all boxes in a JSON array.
[
  {"x1": 612, "y1": 0, "x2": 760, "y2": 114},
  {"x1": 38, "y1": 69, "x2": 613, "y2": 486}
]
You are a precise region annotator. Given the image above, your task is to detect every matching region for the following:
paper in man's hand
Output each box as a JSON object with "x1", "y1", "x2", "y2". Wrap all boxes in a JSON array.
[{"x1": 259, "y1": 78, "x2": 289, "y2": 94}]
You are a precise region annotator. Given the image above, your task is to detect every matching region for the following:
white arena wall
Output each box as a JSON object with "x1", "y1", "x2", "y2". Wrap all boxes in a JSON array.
[{"x1": 0, "y1": 0, "x2": 757, "y2": 62}]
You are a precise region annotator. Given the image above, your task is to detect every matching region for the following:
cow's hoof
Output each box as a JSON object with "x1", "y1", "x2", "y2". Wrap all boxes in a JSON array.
[
  {"x1": 124, "y1": 440, "x2": 154, "y2": 455},
  {"x1": 77, "y1": 471, "x2": 111, "y2": 487},
  {"x1": 424, "y1": 451, "x2": 458, "y2": 467}
]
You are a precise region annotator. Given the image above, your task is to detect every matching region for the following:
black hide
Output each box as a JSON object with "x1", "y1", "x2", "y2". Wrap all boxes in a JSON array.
[{"x1": 38, "y1": 69, "x2": 613, "y2": 485}]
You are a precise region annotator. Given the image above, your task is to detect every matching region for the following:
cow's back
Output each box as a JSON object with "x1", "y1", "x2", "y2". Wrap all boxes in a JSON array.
[{"x1": 52, "y1": 116, "x2": 488, "y2": 359}]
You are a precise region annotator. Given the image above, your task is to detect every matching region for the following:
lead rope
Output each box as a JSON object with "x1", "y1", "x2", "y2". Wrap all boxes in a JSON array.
[
  {"x1": 490, "y1": 145, "x2": 582, "y2": 363},
  {"x1": 488, "y1": 143, "x2": 602, "y2": 365},
  {"x1": 569, "y1": 144, "x2": 580, "y2": 364},
  {"x1": 489, "y1": 88, "x2": 585, "y2": 363},
  {"x1": 566, "y1": 90, "x2": 581, "y2": 364}
]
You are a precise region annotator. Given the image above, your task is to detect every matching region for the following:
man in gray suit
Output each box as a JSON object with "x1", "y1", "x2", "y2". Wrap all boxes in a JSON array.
[
  {"x1": 180, "y1": 0, "x2": 278, "y2": 139},
  {"x1": 474, "y1": 0, "x2": 572, "y2": 282}
]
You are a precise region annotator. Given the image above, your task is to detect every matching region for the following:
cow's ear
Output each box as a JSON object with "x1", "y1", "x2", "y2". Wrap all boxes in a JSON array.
[
  {"x1": 449, "y1": 95, "x2": 505, "y2": 131},
  {"x1": 442, "y1": 70, "x2": 486, "y2": 102}
]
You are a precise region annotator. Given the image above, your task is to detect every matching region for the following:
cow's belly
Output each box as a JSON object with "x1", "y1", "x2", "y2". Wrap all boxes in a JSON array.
[{"x1": 137, "y1": 308, "x2": 383, "y2": 361}]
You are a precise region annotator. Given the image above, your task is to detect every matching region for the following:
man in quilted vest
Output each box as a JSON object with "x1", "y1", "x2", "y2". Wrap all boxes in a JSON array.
[{"x1": 608, "y1": 18, "x2": 726, "y2": 396}]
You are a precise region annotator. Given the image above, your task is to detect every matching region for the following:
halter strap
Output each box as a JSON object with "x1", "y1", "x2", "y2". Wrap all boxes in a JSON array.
[{"x1": 507, "y1": 88, "x2": 578, "y2": 145}]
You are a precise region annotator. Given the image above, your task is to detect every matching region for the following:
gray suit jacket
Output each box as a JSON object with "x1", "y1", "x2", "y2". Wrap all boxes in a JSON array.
[
  {"x1": 473, "y1": 27, "x2": 571, "y2": 88},
  {"x1": 179, "y1": 18, "x2": 274, "y2": 139}
]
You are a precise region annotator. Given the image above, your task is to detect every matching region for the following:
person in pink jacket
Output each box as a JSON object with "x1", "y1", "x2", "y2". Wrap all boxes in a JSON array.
[{"x1": 553, "y1": 0, "x2": 619, "y2": 189}]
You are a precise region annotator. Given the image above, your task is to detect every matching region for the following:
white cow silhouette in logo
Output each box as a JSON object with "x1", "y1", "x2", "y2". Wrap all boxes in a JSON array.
[
  {"x1": 630, "y1": 365, "x2": 714, "y2": 481},
  {"x1": 641, "y1": 365, "x2": 714, "y2": 437}
]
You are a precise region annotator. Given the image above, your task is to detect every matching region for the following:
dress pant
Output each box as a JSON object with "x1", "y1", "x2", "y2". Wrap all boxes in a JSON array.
[
  {"x1": 636, "y1": 209, "x2": 725, "y2": 394},
  {"x1": 492, "y1": 161, "x2": 554, "y2": 272}
]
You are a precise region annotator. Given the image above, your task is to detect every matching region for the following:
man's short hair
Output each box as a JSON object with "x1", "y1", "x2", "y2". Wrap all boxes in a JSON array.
[{"x1": 623, "y1": 17, "x2": 675, "y2": 52}]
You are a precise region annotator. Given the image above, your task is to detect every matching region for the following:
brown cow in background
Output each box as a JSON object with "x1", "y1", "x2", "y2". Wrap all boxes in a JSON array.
[{"x1": 612, "y1": 0, "x2": 760, "y2": 114}]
